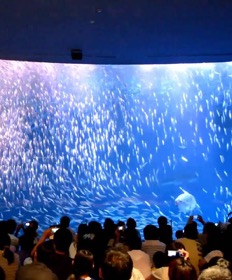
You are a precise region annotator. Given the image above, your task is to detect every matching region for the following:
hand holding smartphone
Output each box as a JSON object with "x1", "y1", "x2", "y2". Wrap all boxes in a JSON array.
[
  {"x1": 51, "y1": 227, "x2": 59, "y2": 233},
  {"x1": 168, "y1": 250, "x2": 181, "y2": 257}
]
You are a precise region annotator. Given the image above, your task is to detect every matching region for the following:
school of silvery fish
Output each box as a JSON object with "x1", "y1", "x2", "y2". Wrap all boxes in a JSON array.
[{"x1": 0, "y1": 60, "x2": 232, "y2": 234}]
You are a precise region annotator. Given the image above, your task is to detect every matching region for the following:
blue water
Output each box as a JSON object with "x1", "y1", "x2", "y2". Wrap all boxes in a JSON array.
[{"x1": 0, "y1": 60, "x2": 232, "y2": 235}]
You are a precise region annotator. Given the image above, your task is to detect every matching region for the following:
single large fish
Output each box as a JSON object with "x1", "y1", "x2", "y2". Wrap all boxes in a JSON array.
[{"x1": 175, "y1": 188, "x2": 200, "y2": 214}]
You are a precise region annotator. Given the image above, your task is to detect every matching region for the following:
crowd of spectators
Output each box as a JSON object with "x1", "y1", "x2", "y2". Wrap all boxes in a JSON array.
[{"x1": 0, "y1": 214, "x2": 231, "y2": 280}]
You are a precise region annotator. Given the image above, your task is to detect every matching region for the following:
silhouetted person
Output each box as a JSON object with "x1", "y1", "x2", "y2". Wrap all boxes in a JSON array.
[
  {"x1": 142, "y1": 224, "x2": 166, "y2": 265},
  {"x1": 73, "y1": 250, "x2": 95, "y2": 280},
  {"x1": 103, "y1": 218, "x2": 117, "y2": 248},
  {"x1": 157, "y1": 216, "x2": 172, "y2": 245},
  {"x1": 38, "y1": 228, "x2": 73, "y2": 280}
]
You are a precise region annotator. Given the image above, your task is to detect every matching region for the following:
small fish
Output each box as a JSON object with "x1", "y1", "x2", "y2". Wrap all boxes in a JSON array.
[{"x1": 181, "y1": 156, "x2": 188, "y2": 162}]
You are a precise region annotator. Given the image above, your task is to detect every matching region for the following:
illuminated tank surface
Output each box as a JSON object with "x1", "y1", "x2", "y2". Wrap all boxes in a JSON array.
[{"x1": 0, "y1": 60, "x2": 232, "y2": 234}]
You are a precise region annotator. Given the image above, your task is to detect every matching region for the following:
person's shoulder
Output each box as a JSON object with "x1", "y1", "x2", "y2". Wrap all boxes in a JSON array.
[
  {"x1": 154, "y1": 239, "x2": 166, "y2": 245},
  {"x1": 143, "y1": 240, "x2": 165, "y2": 246},
  {"x1": 152, "y1": 267, "x2": 169, "y2": 280},
  {"x1": 176, "y1": 237, "x2": 186, "y2": 242},
  {"x1": 131, "y1": 267, "x2": 145, "y2": 280},
  {"x1": 142, "y1": 240, "x2": 153, "y2": 245},
  {"x1": 133, "y1": 250, "x2": 150, "y2": 259}
]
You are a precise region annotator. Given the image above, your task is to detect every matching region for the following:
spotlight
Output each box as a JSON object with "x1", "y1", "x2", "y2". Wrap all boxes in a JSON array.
[{"x1": 71, "y1": 49, "x2": 83, "y2": 60}]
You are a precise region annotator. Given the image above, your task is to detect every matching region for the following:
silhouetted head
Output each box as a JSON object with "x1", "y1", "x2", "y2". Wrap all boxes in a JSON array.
[
  {"x1": 73, "y1": 250, "x2": 94, "y2": 278},
  {"x1": 184, "y1": 223, "x2": 198, "y2": 240},
  {"x1": 104, "y1": 218, "x2": 116, "y2": 237},
  {"x1": 158, "y1": 216, "x2": 168, "y2": 227},
  {"x1": 60, "y1": 216, "x2": 70, "y2": 228},
  {"x1": 77, "y1": 223, "x2": 88, "y2": 236},
  {"x1": 104, "y1": 218, "x2": 115, "y2": 230},
  {"x1": 88, "y1": 221, "x2": 102, "y2": 234},
  {"x1": 175, "y1": 230, "x2": 184, "y2": 239},
  {"x1": 203, "y1": 222, "x2": 216, "y2": 234},
  {"x1": 126, "y1": 218, "x2": 136, "y2": 230},
  {"x1": 153, "y1": 251, "x2": 169, "y2": 268},
  {"x1": 143, "y1": 225, "x2": 159, "y2": 240},
  {"x1": 27, "y1": 220, "x2": 38, "y2": 232},
  {"x1": 6, "y1": 219, "x2": 17, "y2": 234}
]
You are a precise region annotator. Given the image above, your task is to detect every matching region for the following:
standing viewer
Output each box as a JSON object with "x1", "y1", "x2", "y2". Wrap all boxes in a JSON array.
[{"x1": 142, "y1": 225, "x2": 166, "y2": 266}]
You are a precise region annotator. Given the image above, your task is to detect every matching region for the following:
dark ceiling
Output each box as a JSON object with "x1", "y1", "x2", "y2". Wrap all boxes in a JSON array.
[{"x1": 1, "y1": 0, "x2": 232, "y2": 65}]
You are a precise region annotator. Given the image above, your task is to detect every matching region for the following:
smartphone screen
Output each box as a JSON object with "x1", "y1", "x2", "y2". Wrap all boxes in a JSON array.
[
  {"x1": 168, "y1": 250, "x2": 177, "y2": 257},
  {"x1": 52, "y1": 227, "x2": 59, "y2": 233}
]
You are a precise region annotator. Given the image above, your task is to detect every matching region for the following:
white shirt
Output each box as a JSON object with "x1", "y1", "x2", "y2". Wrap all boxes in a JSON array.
[
  {"x1": 130, "y1": 267, "x2": 145, "y2": 280},
  {"x1": 142, "y1": 240, "x2": 166, "y2": 265},
  {"x1": 152, "y1": 267, "x2": 169, "y2": 280},
  {"x1": 128, "y1": 250, "x2": 152, "y2": 280}
]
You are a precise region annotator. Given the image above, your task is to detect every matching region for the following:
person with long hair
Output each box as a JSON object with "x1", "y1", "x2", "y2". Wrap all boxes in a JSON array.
[{"x1": 168, "y1": 249, "x2": 197, "y2": 280}]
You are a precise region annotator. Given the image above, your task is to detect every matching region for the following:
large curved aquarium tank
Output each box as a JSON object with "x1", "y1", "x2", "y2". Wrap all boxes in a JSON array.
[{"x1": 0, "y1": 60, "x2": 232, "y2": 234}]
